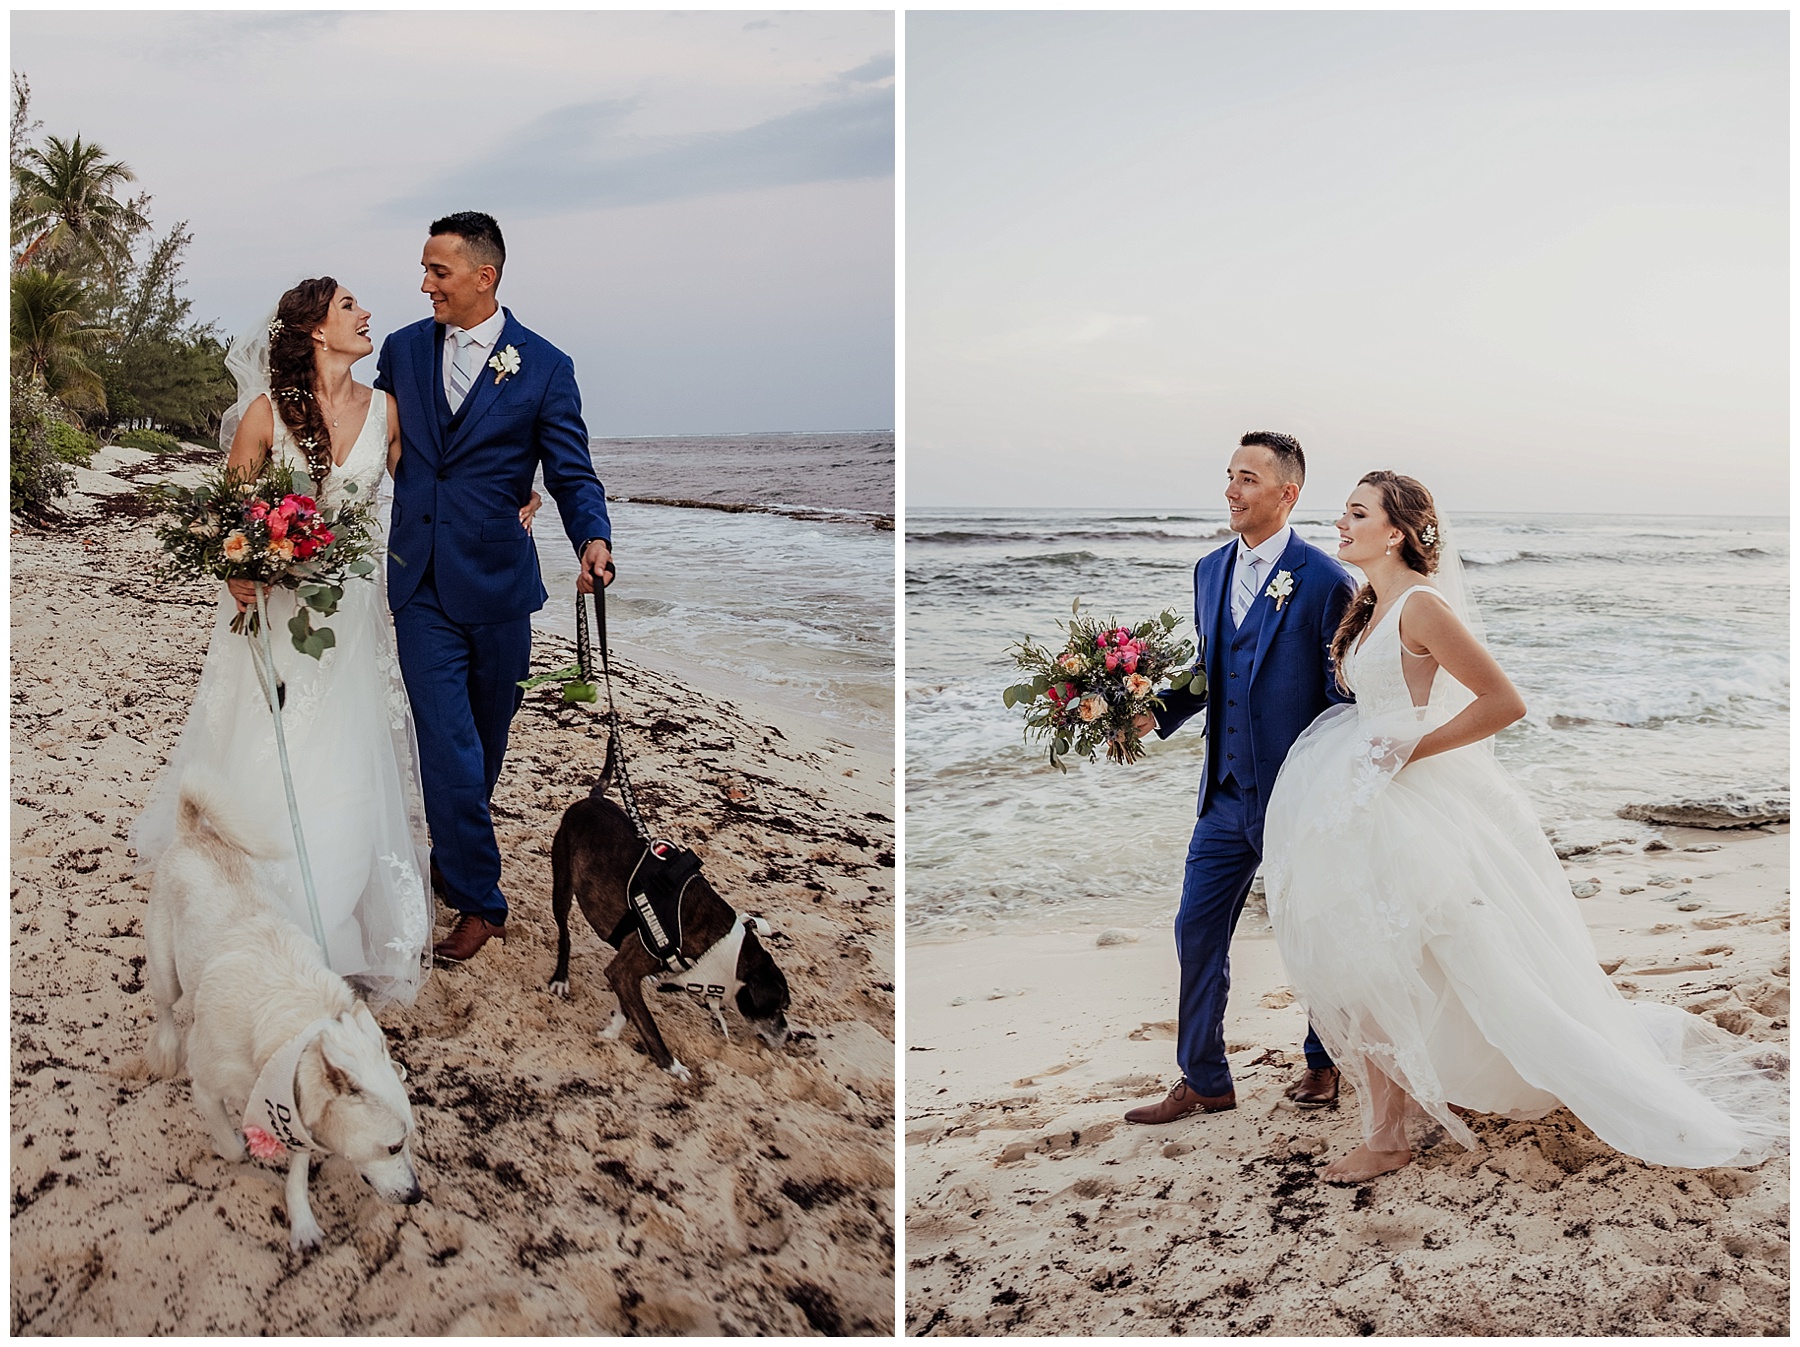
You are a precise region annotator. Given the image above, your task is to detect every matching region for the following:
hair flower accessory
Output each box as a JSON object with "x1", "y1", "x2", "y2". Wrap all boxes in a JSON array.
[
  {"x1": 488, "y1": 344, "x2": 522, "y2": 385},
  {"x1": 1266, "y1": 569, "x2": 1296, "y2": 611},
  {"x1": 1421, "y1": 524, "x2": 1438, "y2": 548},
  {"x1": 267, "y1": 317, "x2": 285, "y2": 338}
]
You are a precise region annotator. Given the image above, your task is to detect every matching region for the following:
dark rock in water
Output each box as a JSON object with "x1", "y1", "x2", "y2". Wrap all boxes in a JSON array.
[{"x1": 1617, "y1": 794, "x2": 1790, "y2": 830}]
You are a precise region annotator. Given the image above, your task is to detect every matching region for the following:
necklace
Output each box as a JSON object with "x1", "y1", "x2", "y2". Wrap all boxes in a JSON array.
[{"x1": 317, "y1": 386, "x2": 347, "y2": 429}]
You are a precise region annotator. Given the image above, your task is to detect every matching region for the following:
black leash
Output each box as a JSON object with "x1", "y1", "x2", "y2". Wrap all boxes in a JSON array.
[
  {"x1": 576, "y1": 573, "x2": 710, "y2": 972},
  {"x1": 575, "y1": 572, "x2": 652, "y2": 843}
]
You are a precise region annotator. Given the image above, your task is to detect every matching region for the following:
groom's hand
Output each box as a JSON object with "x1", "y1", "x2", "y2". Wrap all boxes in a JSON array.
[
  {"x1": 578, "y1": 538, "x2": 614, "y2": 593},
  {"x1": 1131, "y1": 712, "x2": 1157, "y2": 739}
]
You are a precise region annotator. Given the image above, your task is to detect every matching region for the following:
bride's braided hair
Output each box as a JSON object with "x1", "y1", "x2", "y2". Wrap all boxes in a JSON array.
[
  {"x1": 1329, "y1": 471, "x2": 1441, "y2": 691},
  {"x1": 267, "y1": 276, "x2": 339, "y2": 483}
]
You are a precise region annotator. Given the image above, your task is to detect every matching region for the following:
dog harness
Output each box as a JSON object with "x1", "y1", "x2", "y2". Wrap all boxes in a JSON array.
[
  {"x1": 613, "y1": 841, "x2": 705, "y2": 968},
  {"x1": 610, "y1": 842, "x2": 775, "y2": 1036},
  {"x1": 243, "y1": 1016, "x2": 336, "y2": 1154}
]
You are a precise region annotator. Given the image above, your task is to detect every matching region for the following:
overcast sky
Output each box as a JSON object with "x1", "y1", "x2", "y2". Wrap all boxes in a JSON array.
[
  {"x1": 14, "y1": 10, "x2": 893, "y2": 435},
  {"x1": 908, "y1": 11, "x2": 1786, "y2": 516}
]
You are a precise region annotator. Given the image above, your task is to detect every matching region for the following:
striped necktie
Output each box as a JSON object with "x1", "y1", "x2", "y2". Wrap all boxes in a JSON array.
[
  {"x1": 447, "y1": 331, "x2": 476, "y2": 411},
  {"x1": 1232, "y1": 553, "x2": 1262, "y2": 628}
]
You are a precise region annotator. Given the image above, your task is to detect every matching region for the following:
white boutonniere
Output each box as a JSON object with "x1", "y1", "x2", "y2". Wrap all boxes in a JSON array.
[
  {"x1": 1266, "y1": 569, "x2": 1295, "y2": 611},
  {"x1": 488, "y1": 344, "x2": 522, "y2": 385}
]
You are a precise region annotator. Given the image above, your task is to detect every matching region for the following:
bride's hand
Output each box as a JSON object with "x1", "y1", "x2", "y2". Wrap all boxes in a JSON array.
[
  {"x1": 1130, "y1": 711, "x2": 1157, "y2": 739},
  {"x1": 520, "y1": 491, "x2": 543, "y2": 534},
  {"x1": 226, "y1": 579, "x2": 263, "y2": 613}
]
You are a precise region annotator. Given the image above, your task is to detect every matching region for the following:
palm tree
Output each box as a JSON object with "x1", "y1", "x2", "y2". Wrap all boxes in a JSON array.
[
  {"x1": 12, "y1": 133, "x2": 148, "y2": 277},
  {"x1": 11, "y1": 266, "x2": 109, "y2": 411}
]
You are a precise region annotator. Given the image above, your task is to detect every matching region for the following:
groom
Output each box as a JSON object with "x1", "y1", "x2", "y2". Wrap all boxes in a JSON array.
[
  {"x1": 1124, "y1": 431, "x2": 1356, "y2": 1123},
  {"x1": 376, "y1": 211, "x2": 613, "y2": 965}
]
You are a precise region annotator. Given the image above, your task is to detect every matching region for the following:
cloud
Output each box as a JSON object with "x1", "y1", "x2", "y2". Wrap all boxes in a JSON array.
[
  {"x1": 382, "y1": 75, "x2": 892, "y2": 220},
  {"x1": 158, "y1": 10, "x2": 348, "y2": 59},
  {"x1": 838, "y1": 53, "x2": 895, "y2": 86}
]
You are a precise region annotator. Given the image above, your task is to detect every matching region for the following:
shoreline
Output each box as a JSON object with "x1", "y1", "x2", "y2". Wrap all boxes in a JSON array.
[
  {"x1": 905, "y1": 827, "x2": 1789, "y2": 1335},
  {"x1": 10, "y1": 485, "x2": 895, "y2": 1333}
]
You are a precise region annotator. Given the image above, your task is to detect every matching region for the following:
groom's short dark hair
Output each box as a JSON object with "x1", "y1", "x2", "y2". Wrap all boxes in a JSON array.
[
  {"x1": 430, "y1": 211, "x2": 506, "y2": 280},
  {"x1": 1240, "y1": 430, "x2": 1305, "y2": 486}
]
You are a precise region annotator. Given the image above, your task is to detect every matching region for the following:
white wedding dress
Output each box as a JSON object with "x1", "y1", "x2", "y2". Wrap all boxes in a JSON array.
[
  {"x1": 133, "y1": 394, "x2": 431, "y2": 1005},
  {"x1": 1264, "y1": 584, "x2": 1786, "y2": 1169}
]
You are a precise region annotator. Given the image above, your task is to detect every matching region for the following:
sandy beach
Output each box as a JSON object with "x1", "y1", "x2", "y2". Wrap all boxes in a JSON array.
[
  {"x1": 905, "y1": 828, "x2": 1788, "y2": 1335},
  {"x1": 11, "y1": 448, "x2": 896, "y2": 1335}
]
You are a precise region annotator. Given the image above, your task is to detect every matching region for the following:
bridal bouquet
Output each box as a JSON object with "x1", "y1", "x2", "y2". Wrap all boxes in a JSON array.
[
  {"x1": 150, "y1": 459, "x2": 378, "y2": 658},
  {"x1": 1004, "y1": 601, "x2": 1200, "y2": 768}
]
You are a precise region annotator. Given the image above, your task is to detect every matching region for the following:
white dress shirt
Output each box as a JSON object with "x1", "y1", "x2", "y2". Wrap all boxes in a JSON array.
[
  {"x1": 1231, "y1": 523, "x2": 1292, "y2": 627},
  {"x1": 442, "y1": 306, "x2": 507, "y2": 413}
]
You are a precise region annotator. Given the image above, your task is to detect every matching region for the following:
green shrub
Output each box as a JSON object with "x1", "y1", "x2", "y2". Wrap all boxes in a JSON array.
[
  {"x1": 46, "y1": 419, "x2": 97, "y2": 465},
  {"x1": 114, "y1": 426, "x2": 184, "y2": 454},
  {"x1": 9, "y1": 376, "x2": 74, "y2": 515}
]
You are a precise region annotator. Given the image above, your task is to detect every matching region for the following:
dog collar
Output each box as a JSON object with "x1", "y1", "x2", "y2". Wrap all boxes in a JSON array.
[{"x1": 243, "y1": 1016, "x2": 337, "y2": 1154}]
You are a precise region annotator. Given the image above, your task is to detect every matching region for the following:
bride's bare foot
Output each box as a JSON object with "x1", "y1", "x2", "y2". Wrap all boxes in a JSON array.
[{"x1": 1321, "y1": 1144, "x2": 1412, "y2": 1184}]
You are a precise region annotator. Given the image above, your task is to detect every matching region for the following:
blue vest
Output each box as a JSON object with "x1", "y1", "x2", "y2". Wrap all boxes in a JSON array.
[{"x1": 1213, "y1": 568, "x2": 1267, "y2": 789}]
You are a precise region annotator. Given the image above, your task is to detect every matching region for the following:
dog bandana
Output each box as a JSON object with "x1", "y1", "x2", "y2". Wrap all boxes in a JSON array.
[
  {"x1": 242, "y1": 1016, "x2": 337, "y2": 1154},
  {"x1": 676, "y1": 914, "x2": 773, "y2": 1037}
]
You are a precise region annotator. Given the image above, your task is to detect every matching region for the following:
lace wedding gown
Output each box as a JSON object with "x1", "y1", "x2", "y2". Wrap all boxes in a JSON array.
[
  {"x1": 133, "y1": 394, "x2": 431, "y2": 1004},
  {"x1": 1264, "y1": 584, "x2": 1786, "y2": 1168}
]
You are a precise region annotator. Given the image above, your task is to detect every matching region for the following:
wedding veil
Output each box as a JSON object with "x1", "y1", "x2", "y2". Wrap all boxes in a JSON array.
[
  {"x1": 1429, "y1": 513, "x2": 1483, "y2": 650},
  {"x1": 217, "y1": 305, "x2": 278, "y2": 454}
]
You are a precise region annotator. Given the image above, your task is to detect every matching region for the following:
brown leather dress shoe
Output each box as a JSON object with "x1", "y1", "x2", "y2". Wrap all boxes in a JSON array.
[
  {"x1": 1285, "y1": 1065, "x2": 1340, "y2": 1108},
  {"x1": 433, "y1": 913, "x2": 506, "y2": 964},
  {"x1": 1123, "y1": 1078, "x2": 1236, "y2": 1124}
]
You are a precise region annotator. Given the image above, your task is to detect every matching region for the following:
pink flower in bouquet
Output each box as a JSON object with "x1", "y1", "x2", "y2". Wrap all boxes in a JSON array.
[
  {"x1": 1103, "y1": 649, "x2": 1120, "y2": 672},
  {"x1": 1045, "y1": 682, "x2": 1075, "y2": 708},
  {"x1": 247, "y1": 499, "x2": 270, "y2": 522},
  {"x1": 1076, "y1": 691, "x2": 1108, "y2": 722},
  {"x1": 1124, "y1": 673, "x2": 1152, "y2": 698},
  {"x1": 222, "y1": 531, "x2": 250, "y2": 562},
  {"x1": 281, "y1": 493, "x2": 316, "y2": 515},
  {"x1": 266, "y1": 511, "x2": 289, "y2": 542}
]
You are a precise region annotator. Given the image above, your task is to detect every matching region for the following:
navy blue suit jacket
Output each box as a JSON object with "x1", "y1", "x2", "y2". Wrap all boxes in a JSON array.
[
  {"x1": 1154, "y1": 529, "x2": 1357, "y2": 819},
  {"x1": 375, "y1": 309, "x2": 611, "y2": 625}
]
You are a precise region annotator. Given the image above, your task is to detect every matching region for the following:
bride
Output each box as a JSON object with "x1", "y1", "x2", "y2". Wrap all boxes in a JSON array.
[
  {"x1": 132, "y1": 276, "x2": 538, "y2": 1005},
  {"x1": 1263, "y1": 470, "x2": 1786, "y2": 1182}
]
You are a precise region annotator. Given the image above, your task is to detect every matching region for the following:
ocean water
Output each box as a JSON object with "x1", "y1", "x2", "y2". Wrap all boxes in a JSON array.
[
  {"x1": 529, "y1": 433, "x2": 894, "y2": 746},
  {"x1": 596, "y1": 432, "x2": 894, "y2": 523},
  {"x1": 906, "y1": 508, "x2": 1788, "y2": 939}
]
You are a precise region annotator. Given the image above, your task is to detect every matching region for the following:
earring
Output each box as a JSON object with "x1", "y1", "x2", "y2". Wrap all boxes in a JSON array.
[{"x1": 1385, "y1": 542, "x2": 1393, "y2": 556}]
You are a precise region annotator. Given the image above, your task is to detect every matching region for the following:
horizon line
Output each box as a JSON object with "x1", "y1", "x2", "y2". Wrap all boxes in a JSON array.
[{"x1": 905, "y1": 504, "x2": 1791, "y2": 520}]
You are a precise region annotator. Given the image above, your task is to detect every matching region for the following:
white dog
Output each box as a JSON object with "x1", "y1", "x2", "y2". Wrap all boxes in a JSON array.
[{"x1": 143, "y1": 771, "x2": 422, "y2": 1251}]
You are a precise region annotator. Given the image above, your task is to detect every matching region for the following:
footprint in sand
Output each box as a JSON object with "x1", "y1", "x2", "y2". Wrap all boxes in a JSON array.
[
  {"x1": 1127, "y1": 1021, "x2": 1176, "y2": 1042},
  {"x1": 1013, "y1": 1059, "x2": 1087, "y2": 1088}
]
